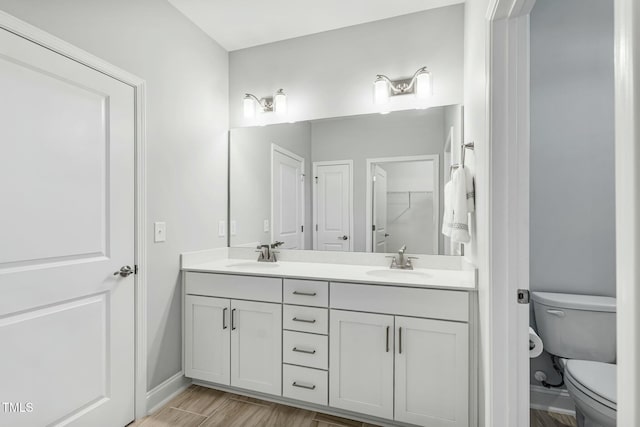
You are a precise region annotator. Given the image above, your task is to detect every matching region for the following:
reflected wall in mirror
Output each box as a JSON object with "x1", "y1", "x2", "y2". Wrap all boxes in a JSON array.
[{"x1": 230, "y1": 105, "x2": 463, "y2": 255}]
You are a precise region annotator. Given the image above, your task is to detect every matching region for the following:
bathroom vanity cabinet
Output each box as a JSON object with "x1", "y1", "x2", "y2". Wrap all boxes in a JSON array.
[{"x1": 182, "y1": 265, "x2": 475, "y2": 427}]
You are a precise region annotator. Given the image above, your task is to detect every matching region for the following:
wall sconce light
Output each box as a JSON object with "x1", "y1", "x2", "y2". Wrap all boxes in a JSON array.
[
  {"x1": 373, "y1": 67, "x2": 432, "y2": 105},
  {"x1": 243, "y1": 89, "x2": 287, "y2": 119}
]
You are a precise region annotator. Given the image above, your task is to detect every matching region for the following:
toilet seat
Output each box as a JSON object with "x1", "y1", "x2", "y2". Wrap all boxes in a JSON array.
[{"x1": 565, "y1": 360, "x2": 616, "y2": 410}]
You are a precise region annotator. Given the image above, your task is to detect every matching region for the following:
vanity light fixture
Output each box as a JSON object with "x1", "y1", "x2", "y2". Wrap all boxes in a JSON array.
[
  {"x1": 373, "y1": 66, "x2": 432, "y2": 105},
  {"x1": 243, "y1": 89, "x2": 287, "y2": 118}
]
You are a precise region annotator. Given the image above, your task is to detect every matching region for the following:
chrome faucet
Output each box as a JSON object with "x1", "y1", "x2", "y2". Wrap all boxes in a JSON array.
[
  {"x1": 256, "y1": 241, "x2": 284, "y2": 262},
  {"x1": 387, "y1": 245, "x2": 418, "y2": 270}
]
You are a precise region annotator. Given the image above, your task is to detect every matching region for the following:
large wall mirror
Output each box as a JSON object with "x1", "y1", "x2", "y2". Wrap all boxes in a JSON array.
[{"x1": 229, "y1": 105, "x2": 463, "y2": 256}]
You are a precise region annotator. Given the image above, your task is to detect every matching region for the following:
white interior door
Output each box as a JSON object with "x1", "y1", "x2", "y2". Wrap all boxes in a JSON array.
[
  {"x1": 0, "y1": 28, "x2": 135, "y2": 427},
  {"x1": 272, "y1": 145, "x2": 304, "y2": 249},
  {"x1": 373, "y1": 165, "x2": 388, "y2": 253},
  {"x1": 313, "y1": 162, "x2": 352, "y2": 251}
]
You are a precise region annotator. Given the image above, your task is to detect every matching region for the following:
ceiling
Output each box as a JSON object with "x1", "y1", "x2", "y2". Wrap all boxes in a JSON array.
[{"x1": 167, "y1": 0, "x2": 464, "y2": 51}]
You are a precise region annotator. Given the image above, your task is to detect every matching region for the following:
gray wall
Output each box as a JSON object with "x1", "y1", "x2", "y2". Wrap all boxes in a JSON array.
[
  {"x1": 0, "y1": 0, "x2": 230, "y2": 391},
  {"x1": 311, "y1": 109, "x2": 446, "y2": 252},
  {"x1": 230, "y1": 123, "x2": 312, "y2": 249},
  {"x1": 530, "y1": 0, "x2": 615, "y2": 385},
  {"x1": 229, "y1": 5, "x2": 464, "y2": 127}
]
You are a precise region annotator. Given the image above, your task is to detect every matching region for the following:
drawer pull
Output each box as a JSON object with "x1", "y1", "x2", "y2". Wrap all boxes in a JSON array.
[
  {"x1": 292, "y1": 382, "x2": 316, "y2": 390},
  {"x1": 293, "y1": 291, "x2": 317, "y2": 297},
  {"x1": 292, "y1": 347, "x2": 316, "y2": 355},
  {"x1": 292, "y1": 317, "x2": 316, "y2": 324}
]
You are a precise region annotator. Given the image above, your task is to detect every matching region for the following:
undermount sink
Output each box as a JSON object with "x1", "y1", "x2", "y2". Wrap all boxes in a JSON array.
[
  {"x1": 225, "y1": 261, "x2": 280, "y2": 269},
  {"x1": 366, "y1": 269, "x2": 430, "y2": 279}
]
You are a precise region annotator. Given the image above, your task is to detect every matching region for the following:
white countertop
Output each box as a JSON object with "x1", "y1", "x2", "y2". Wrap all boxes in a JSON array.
[{"x1": 182, "y1": 258, "x2": 476, "y2": 291}]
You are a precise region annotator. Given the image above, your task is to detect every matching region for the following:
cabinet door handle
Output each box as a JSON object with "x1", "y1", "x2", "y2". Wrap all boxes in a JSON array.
[
  {"x1": 292, "y1": 382, "x2": 316, "y2": 390},
  {"x1": 292, "y1": 347, "x2": 316, "y2": 355},
  {"x1": 222, "y1": 307, "x2": 228, "y2": 330},
  {"x1": 293, "y1": 291, "x2": 317, "y2": 296},
  {"x1": 399, "y1": 327, "x2": 403, "y2": 354},
  {"x1": 231, "y1": 308, "x2": 236, "y2": 330},
  {"x1": 292, "y1": 317, "x2": 316, "y2": 324},
  {"x1": 386, "y1": 326, "x2": 390, "y2": 352}
]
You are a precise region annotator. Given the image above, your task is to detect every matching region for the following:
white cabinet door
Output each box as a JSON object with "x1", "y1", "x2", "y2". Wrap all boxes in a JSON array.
[
  {"x1": 184, "y1": 295, "x2": 230, "y2": 385},
  {"x1": 395, "y1": 316, "x2": 469, "y2": 427},
  {"x1": 329, "y1": 310, "x2": 394, "y2": 419},
  {"x1": 230, "y1": 300, "x2": 282, "y2": 395}
]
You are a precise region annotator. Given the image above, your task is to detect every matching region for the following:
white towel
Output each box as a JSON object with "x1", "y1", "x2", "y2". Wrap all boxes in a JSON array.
[{"x1": 442, "y1": 166, "x2": 475, "y2": 243}]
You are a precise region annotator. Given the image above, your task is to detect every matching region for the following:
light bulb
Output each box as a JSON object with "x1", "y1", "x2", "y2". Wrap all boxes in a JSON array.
[
  {"x1": 243, "y1": 95, "x2": 256, "y2": 119},
  {"x1": 374, "y1": 77, "x2": 389, "y2": 105},
  {"x1": 415, "y1": 69, "x2": 432, "y2": 99},
  {"x1": 274, "y1": 89, "x2": 287, "y2": 115}
]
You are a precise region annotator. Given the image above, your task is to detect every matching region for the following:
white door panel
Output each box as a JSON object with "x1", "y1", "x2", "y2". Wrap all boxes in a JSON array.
[
  {"x1": 230, "y1": 300, "x2": 282, "y2": 395},
  {"x1": 329, "y1": 310, "x2": 394, "y2": 419},
  {"x1": 395, "y1": 316, "x2": 469, "y2": 427},
  {"x1": 373, "y1": 165, "x2": 388, "y2": 253},
  {"x1": 0, "y1": 27, "x2": 135, "y2": 427},
  {"x1": 314, "y1": 162, "x2": 352, "y2": 251},
  {"x1": 185, "y1": 296, "x2": 231, "y2": 385},
  {"x1": 272, "y1": 145, "x2": 304, "y2": 249}
]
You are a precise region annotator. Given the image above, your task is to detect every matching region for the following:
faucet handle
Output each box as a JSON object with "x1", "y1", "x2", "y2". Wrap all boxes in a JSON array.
[{"x1": 271, "y1": 241, "x2": 284, "y2": 248}]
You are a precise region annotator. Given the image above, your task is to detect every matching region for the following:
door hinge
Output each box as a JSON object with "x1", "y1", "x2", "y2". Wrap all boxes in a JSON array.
[
  {"x1": 314, "y1": 176, "x2": 318, "y2": 184},
  {"x1": 315, "y1": 224, "x2": 318, "y2": 231},
  {"x1": 517, "y1": 289, "x2": 530, "y2": 304},
  {"x1": 372, "y1": 225, "x2": 376, "y2": 231},
  {"x1": 134, "y1": 265, "x2": 139, "y2": 275},
  {"x1": 301, "y1": 225, "x2": 304, "y2": 232}
]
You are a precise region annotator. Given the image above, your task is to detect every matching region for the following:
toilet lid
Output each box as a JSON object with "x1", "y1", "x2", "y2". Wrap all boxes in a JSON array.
[{"x1": 566, "y1": 360, "x2": 616, "y2": 408}]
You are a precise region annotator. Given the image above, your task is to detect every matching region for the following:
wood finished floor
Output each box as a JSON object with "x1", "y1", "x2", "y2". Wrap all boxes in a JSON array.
[{"x1": 130, "y1": 385, "x2": 577, "y2": 427}]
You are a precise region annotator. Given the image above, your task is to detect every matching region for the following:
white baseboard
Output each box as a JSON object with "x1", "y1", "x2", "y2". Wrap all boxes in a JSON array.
[
  {"x1": 145, "y1": 371, "x2": 192, "y2": 415},
  {"x1": 530, "y1": 385, "x2": 576, "y2": 415}
]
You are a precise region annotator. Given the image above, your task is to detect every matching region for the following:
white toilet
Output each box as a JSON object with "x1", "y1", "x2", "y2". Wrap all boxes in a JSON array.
[{"x1": 532, "y1": 292, "x2": 617, "y2": 427}]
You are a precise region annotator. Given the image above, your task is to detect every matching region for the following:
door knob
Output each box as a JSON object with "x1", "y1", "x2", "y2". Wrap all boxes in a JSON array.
[
  {"x1": 114, "y1": 265, "x2": 134, "y2": 277},
  {"x1": 338, "y1": 235, "x2": 348, "y2": 240},
  {"x1": 384, "y1": 233, "x2": 390, "y2": 237}
]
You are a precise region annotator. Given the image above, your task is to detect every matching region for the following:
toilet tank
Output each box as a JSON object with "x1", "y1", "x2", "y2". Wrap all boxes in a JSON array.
[{"x1": 532, "y1": 292, "x2": 616, "y2": 363}]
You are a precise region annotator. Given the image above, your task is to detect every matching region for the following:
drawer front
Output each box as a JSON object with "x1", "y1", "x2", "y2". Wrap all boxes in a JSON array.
[
  {"x1": 282, "y1": 331, "x2": 328, "y2": 370},
  {"x1": 185, "y1": 272, "x2": 282, "y2": 303},
  {"x1": 330, "y1": 282, "x2": 469, "y2": 322},
  {"x1": 283, "y1": 279, "x2": 329, "y2": 307},
  {"x1": 283, "y1": 305, "x2": 328, "y2": 334},
  {"x1": 282, "y1": 364, "x2": 328, "y2": 406}
]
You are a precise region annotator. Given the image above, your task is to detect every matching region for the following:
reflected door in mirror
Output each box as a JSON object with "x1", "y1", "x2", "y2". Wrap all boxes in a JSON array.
[
  {"x1": 272, "y1": 145, "x2": 304, "y2": 249},
  {"x1": 373, "y1": 165, "x2": 389, "y2": 253},
  {"x1": 314, "y1": 161, "x2": 352, "y2": 251}
]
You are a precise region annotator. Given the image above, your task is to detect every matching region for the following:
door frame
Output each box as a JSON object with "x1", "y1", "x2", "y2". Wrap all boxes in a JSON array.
[
  {"x1": 365, "y1": 155, "x2": 440, "y2": 254},
  {"x1": 613, "y1": 0, "x2": 640, "y2": 425},
  {"x1": 312, "y1": 160, "x2": 354, "y2": 251},
  {"x1": 270, "y1": 143, "x2": 305, "y2": 248},
  {"x1": 0, "y1": 11, "x2": 149, "y2": 420}
]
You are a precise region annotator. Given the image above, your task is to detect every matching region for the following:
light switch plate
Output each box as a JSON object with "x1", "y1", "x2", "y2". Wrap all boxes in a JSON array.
[
  {"x1": 230, "y1": 220, "x2": 237, "y2": 236},
  {"x1": 154, "y1": 222, "x2": 166, "y2": 242},
  {"x1": 218, "y1": 220, "x2": 226, "y2": 237},
  {"x1": 263, "y1": 219, "x2": 270, "y2": 233}
]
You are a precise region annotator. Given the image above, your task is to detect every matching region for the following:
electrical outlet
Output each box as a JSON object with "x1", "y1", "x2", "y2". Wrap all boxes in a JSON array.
[
  {"x1": 230, "y1": 220, "x2": 237, "y2": 236},
  {"x1": 218, "y1": 220, "x2": 226, "y2": 237},
  {"x1": 263, "y1": 219, "x2": 270, "y2": 232},
  {"x1": 154, "y1": 222, "x2": 166, "y2": 242}
]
